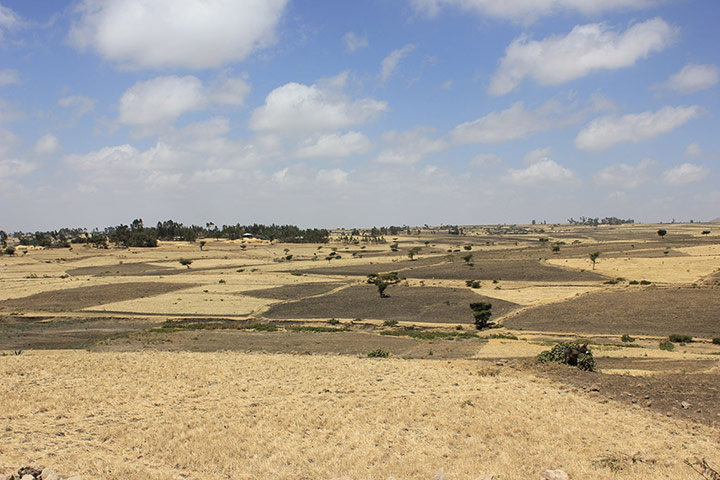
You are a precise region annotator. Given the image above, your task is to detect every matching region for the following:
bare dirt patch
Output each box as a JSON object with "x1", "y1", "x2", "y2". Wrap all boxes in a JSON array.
[
  {"x1": 0, "y1": 282, "x2": 196, "y2": 312},
  {"x1": 242, "y1": 281, "x2": 347, "y2": 300},
  {"x1": 263, "y1": 285, "x2": 518, "y2": 324},
  {"x1": 504, "y1": 287, "x2": 720, "y2": 337}
]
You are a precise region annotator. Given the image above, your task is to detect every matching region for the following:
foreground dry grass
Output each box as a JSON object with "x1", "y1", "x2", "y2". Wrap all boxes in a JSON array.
[{"x1": 2, "y1": 351, "x2": 719, "y2": 480}]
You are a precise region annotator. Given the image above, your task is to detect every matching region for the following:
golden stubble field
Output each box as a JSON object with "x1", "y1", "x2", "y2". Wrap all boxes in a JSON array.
[{"x1": 1, "y1": 223, "x2": 720, "y2": 479}]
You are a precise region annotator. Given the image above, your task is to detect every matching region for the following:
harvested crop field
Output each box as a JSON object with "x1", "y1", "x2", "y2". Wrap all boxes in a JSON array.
[
  {"x1": 240, "y1": 281, "x2": 346, "y2": 299},
  {"x1": 503, "y1": 287, "x2": 720, "y2": 337},
  {"x1": 1, "y1": 350, "x2": 719, "y2": 480},
  {"x1": 263, "y1": 284, "x2": 519, "y2": 323},
  {"x1": 0, "y1": 282, "x2": 196, "y2": 312}
]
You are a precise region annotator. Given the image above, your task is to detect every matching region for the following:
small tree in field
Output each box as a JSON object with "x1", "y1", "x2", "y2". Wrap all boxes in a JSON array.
[
  {"x1": 657, "y1": 229, "x2": 667, "y2": 238},
  {"x1": 199, "y1": 241, "x2": 206, "y2": 251},
  {"x1": 367, "y1": 272, "x2": 400, "y2": 298},
  {"x1": 407, "y1": 246, "x2": 421, "y2": 261},
  {"x1": 589, "y1": 251, "x2": 600, "y2": 270},
  {"x1": 179, "y1": 258, "x2": 193, "y2": 269},
  {"x1": 469, "y1": 302, "x2": 492, "y2": 329},
  {"x1": 462, "y1": 253, "x2": 473, "y2": 264}
]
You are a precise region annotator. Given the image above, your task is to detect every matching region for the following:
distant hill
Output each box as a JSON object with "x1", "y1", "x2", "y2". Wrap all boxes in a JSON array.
[{"x1": 711, "y1": 218, "x2": 720, "y2": 223}]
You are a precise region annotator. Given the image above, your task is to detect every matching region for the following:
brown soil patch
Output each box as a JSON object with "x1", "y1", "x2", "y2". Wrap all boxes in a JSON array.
[
  {"x1": 242, "y1": 282, "x2": 346, "y2": 299},
  {"x1": 403, "y1": 260, "x2": 606, "y2": 281},
  {"x1": 504, "y1": 287, "x2": 720, "y2": 337},
  {"x1": 535, "y1": 360, "x2": 720, "y2": 428},
  {"x1": 65, "y1": 262, "x2": 176, "y2": 277},
  {"x1": 0, "y1": 282, "x2": 196, "y2": 312},
  {"x1": 263, "y1": 285, "x2": 518, "y2": 324}
]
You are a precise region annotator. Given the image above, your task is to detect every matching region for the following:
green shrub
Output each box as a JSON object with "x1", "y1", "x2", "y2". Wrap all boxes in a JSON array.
[
  {"x1": 659, "y1": 340, "x2": 674, "y2": 351},
  {"x1": 621, "y1": 334, "x2": 635, "y2": 343},
  {"x1": 328, "y1": 318, "x2": 340, "y2": 325},
  {"x1": 367, "y1": 349, "x2": 389, "y2": 358},
  {"x1": 668, "y1": 334, "x2": 692, "y2": 343},
  {"x1": 465, "y1": 280, "x2": 481, "y2": 288},
  {"x1": 536, "y1": 342, "x2": 595, "y2": 371},
  {"x1": 712, "y1": 337, "x2": 720, "y2": 345},
  {"x1": 383, "y1": 319, "x2": 399, "y2": 327},
  {"x1": 3, "y1": 246, "x2": 16, "y2": 255},
  {"x1": 463, "y1": 245, "x2": 472, "y2": 250},
  {"x1": 629, "y1": 280, "x2": 639, "y2": 285},
  {"x1": 640, "y1": 280, "x2": 651, "y2": 285}
]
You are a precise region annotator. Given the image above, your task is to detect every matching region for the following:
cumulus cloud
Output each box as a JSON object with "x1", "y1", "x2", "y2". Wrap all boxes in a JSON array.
[
  {"x1": 575, "y1": 105, "x2": 701, "y2": 151},
  {"x1": 381, "y1": 44, "x2": 415, "y2": 83},
  {"x1": 0, "y1": 69, "x2": 19, "y2": 86},
  {"x1": 657, "y1": 64, "x2": 719, "y2": 94},
  {"x1": 489, "y1": 18, "x2": 676, "y2": 95},
  {"x1": 118, "y1": 74, "x2": 250, "y2": 135},
  {"x1": 411, "y1": 0, "x2": 658, "y2": 22},
  {"x1": 249, "y1": 79, "x2": 387, "y2": 133},
  {"x1": 0, "y1": 127, "x2": 19, "y2": 157},
  {"x1": 0, "y1": 158, "x2": 35, "y2": 179},
  {"x1": 343, "y1": 32, "x2": 368, "y2": 52},
  {"x1": 316, "y1": 168, "x2": 350, "y2": 186},
  {"x1": 374, "y1": 127, "x2": 447, "y2": 165},
  {"x1": 58, "y1": 95, "x2": 96, "y2": 118},
  {"x1": 662, "y1": 163, "x2": 709, "y2": 185},
  {"x1": 296, "y1": 132, "x2": 372, "y2": 159},
  {"x1": 469, "y1": 153, "x2": 503, "y2": 168},
  {"x1": 594, "y1": 158, "x2": 656, "y2": 189},
  {"x1": 452, "y1": 101, "x2": 569, "y2": 145},
  {"x1": 69, "y1": 0, "x2": 288, "y2": 69},
  {"x1": 503, "y1": 157, "x2": 576, "y2": 186},
  {"x1": 33, "y1": 134, "x2": 61, "y2": 156},
  {"x1": 0, "y1": 4, "x2": 19, "y2": 40},
  {"x1": 522, "y1": 147, "x2": 552, "y2": 164}
]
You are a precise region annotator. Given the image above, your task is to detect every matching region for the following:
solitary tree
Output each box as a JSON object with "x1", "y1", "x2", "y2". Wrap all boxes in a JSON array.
[
  {"x1": 462, "y1": 253, "x2": 473, "y2": 264},
  {"x1": 0, "y1": 230, "x2": 7, "y2": 248},
  {"x1": 551, "y1": 243, "x2": 561, "y2": 253},
  {"x1": 199, "y1": 241, "x2": 206, "y2": 251},
  {"x1": 179, "y1": 258, "x2": 193, "y2": 269},
  {"x1": 469, "y1": 302, "x2": 493, "y2": 329},
  {"x1": 589, "y1": 251, "x2": 600, "y2": 270},
  {"x1": 407, "y1": 246, "x2": 421, "y2": 261},
  {"x1": 657, "y1": 229, "x2": 667, "y2": 238},
  {"x1": 367, "y1": 272, "x2": 400, "y2": 298}
]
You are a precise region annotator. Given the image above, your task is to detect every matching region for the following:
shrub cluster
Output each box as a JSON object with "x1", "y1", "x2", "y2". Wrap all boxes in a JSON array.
[{"x1": 537, "y1": 342, "x2": 595, "y2": 371}]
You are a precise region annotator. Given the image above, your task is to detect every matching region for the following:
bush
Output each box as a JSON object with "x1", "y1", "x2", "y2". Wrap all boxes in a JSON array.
[
  {"x1": 383, "y1": 319, "x2": 399, "y2": 327},
  {"x1": 712, "y1": 337, "x2": 720, "y2": 345},
  {"x1": 367, "y1": 349, "x2": 389, "y2": 358},
  {"x1": 659, "y1": 340, "x2": 674, "y2": 351},
  {"x1": 3, "y1": 246, "x2": 15, "y2": 255},
  {"x1": 537, "y1": 342, "x2": 595, "y2": 371},
  {"x1": 640, "y1": 280, "x2": 651, "y2": 285},
  {"x1": 621, "y1": 334, "x2": 635, "y2": 343},
  {"x1": 629, "y1": 280, "x2": 639, "y2": 285},
  {"x1": 328, "y1": 318, "x2": 340, "y2": 325},
  {"x1": 465, "y1": 280, "x2": 481, "y2": 288},
  {"x1": 178, "y1": 258, "x2": 193, "y2": 268},
  {"x1": 669, "y1": 334, "x2": 693, "y2": 343},
  {"x1": 463, "y1": 245, "x2": 472, "y2": 250}
]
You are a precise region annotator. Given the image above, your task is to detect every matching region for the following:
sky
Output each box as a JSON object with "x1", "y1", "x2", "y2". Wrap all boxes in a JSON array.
[{"x1": 0, "y1": 0, "x2": 718, "y2": 231}]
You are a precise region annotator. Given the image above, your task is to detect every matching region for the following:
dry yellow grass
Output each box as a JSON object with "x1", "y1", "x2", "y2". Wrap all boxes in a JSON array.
[{"x1": 2, "y1": 350, "x2": 719, "y2": 480}]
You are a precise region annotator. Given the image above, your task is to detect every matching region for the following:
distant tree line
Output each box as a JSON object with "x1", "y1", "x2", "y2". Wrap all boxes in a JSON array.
[
  {"x1": 4, "y1": 219, "x2": 330, "y2": 249},
  {"x1": 567, "y1": 216, "x2": 635, "y2": 226}
]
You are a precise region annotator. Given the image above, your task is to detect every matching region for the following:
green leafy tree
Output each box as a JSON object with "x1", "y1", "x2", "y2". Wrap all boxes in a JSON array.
[
  {"x1": 407, "y1": 246, "x2": 421, "y2": 260},
  {"x1": 0, "y1": 230, "x2": 7, "y2": 248},
  {"x1": 589, "y1": 252, "x2": 600, "y2": 270},
  {"x1": 469, "y1": 302, "x2": 492, "y2": 329},
  {"x1": 179, "y1": 258, "x2": 193, "y2": 269},
  {"x1": 462, "y1": 253, "x2": 473, "y2": 264},
  {"x1": 657, "y1": 229, "x2": 667, "y2": 238},
  {"x1": 367, "y1": 272, "x2": 400, "y2": 298},
  {"x1": 199, "y1": 241, "x2": 206, "y2": 251}
]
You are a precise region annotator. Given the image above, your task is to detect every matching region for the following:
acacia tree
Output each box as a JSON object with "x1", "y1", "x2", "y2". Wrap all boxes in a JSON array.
[
  {"x1": 367, "y1": 272, "x2": 400, "y2": 298},
  {"x1": 407, "y1": 247, "x2": 421, "y2": 261},
  {"x1": 657, "y1": 229, "x2": 667, "y2": 238},
  {"x1": 470, "y1": 302, "x2": 493, "y2": 329},
  {"x1": 589, "y1": 251, "x2": 600, "y2": 270},
  {"x1": 179, "y1": 258, "x2": 193, "y2": 269}
]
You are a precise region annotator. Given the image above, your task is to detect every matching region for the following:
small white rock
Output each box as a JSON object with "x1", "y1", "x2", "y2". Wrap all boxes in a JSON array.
[
  {"x1": 541, "y1": 469, "x2": 570, "y2": 480},
  {"x1": 42, "y1": 468, "x2": 60, "y2": 480},
  {"x1": 475, "y1": 475, "x2": 495, "y2": 480},
  {"x1": 21, "y1": 475, "x2": 36, "y2": 480}
]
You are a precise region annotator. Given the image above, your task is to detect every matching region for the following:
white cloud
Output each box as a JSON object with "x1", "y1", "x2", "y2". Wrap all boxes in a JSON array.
[
  {"x1": 489, "y1": 18, "x2": 676, "y2": 95},
  {"x1": 375, "y1": 127, "x2": 447, "y2": 165},
  {"x1": 58, "y1": 95, "x2": 97, "y2": 118},
  {"x1": 441, "y1": 79, "x2": 453, "y2": 90},
  {"x1": 0, "y1": 4, "x2": 19, "y2": 40},
  {"x1": 658, "y1": 64, "x2": 719, "y2": 94},
  {"x1": 684, "y1": 142, "x2": 701, "y2": 158},
  {"x1": 594, "y1": 158, "x2": 656, "y2": 188},
  {"x1": 343, "y1": 32, "x2": 368, "y2": 52},
  {"x1": 190, "y1": 168, "x2": 234, "y2": 183},
  {"x1": 296, "y1": 132, "x2": 372, "y2": 159},
  {"x1": 503, "y1": 158, "x2": 576, "y2": 186},
  {"x1": 0, "y1": 69, "x2": 19, "y2": 86},
  {"x1": 575, "y1": 105, "x2": 701, "y2": 151},
  {"x1": 469, "y1": 153, "x2": 503, "y2": 168},
  {"x1": 662, "y1": 163, "x2": 709, "y2": 185},
  {"x1": 522, "y1": 147, "x2": 552, "y2": 164},
  {"x1": 69, "y1": 0, "x2": 288, "y2": 69},
  {"x1": 0, "y1": 127, "x2": 19, "y2": 156},
  {"x1": 33, "y1": 134, "x2": 61, "y2": 156},
  {"x1": 316, "y1": 168, "x2": 350, "y2": 186},
  {"x1": 118, "y1": 74, "x2": 250, "y2": 135},
  {"x1": 249, "y1": 80, "x2": 387, "y2": 133},
  {"x1": 0, "y1": 159, "x2": 35, "y2": 178},
  {"x1": 411, "y1": 0, "x2": 658, "y2": 22},
  {"x1": 381, "y1": 44, "x2": 415, "y2": 83},
  {"x1": 452, "y1": 101, "x2": 568, "y2": 145}
]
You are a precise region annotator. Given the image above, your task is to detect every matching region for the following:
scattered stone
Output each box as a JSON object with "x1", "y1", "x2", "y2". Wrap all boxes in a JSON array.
[
  {"x1": 41, "y1": 468, "x2": 60, "y2": 480},
  {"x1": 0, "y1": 474, "x2": 12, "y2": 480},
  {"x1": 681, "y1": 401, "x2": 690, "y2": 409},
  {"x1": 22, "y1": 475, "x2": 35, "y2": 480},
  {"x1": 475, "y1": 475, "x2": 495, "y2": 480},
  {"x1": 588, "y1": 385, "x2": 600, "y2": 392},
  {"x1": 541, "y1": 469, "x2": 569, "y2": 480}
]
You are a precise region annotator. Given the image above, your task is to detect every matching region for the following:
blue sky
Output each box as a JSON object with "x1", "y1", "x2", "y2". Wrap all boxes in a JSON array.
[{"x1": 0, "y1": 0, "x2": 718, "y2": 231}]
